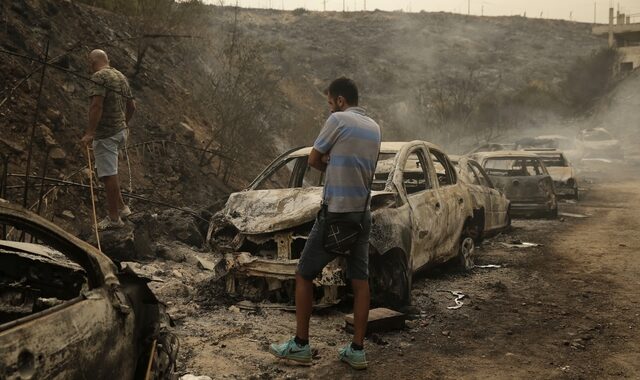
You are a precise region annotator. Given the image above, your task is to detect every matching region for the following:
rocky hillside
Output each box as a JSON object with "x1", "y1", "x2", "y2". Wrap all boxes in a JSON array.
[{"x1": 0, "y1": 1, "x2": 608, "y2": 232}]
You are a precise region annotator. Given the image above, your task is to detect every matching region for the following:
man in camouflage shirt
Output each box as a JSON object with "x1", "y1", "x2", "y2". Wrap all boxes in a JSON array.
[{"x1": 81, "y1": 49, "x2": 136, "y2": 230}]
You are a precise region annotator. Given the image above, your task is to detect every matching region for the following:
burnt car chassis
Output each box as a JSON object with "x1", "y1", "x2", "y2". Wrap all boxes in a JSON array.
[
  {"x1": 0, "y1": 201, "x2": 177, "y2": 379},
  {"x1": 209, "y1": 141, "x2": 481, "y2": 309}
]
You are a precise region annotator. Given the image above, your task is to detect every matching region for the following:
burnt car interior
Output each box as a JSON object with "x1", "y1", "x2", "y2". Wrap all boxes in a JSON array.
[
  {"x1": 0, "y1": 229, "x2": 87, "y2": 327},
  {"x1": 467, "y1": 162, "x2": 495, "y2": 188},
  {"x1": 430, "y1": 150, "x2": 457, "y2": 186},
  {"x1": 403, "y1": 151, "x2": 431, "y2": 194},
  {"x1": 484, "y1": 158, "x2": 546, "y2": 177}
]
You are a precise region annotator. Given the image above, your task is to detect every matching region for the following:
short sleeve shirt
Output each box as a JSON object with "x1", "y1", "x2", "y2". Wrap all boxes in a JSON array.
[
  {"x1": 88, "y1": 67, "x2": 132, "y2": 139},
  {"x1": 313, "y1": 107, "x2": 381, "y2": 213}
]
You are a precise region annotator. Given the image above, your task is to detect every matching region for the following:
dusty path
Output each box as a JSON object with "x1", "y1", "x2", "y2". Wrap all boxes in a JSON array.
[
  {"x1": 177, "y1": 165, "x2": 640, "y2": 379},
  {"x1": 314, "y1": 168, "x2": 640, "y2": 379}
]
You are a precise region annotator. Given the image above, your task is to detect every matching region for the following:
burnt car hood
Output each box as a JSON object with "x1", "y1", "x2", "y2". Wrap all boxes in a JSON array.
[{"x1": 222, "y1": 187, "x2": 394, "y2": 234}]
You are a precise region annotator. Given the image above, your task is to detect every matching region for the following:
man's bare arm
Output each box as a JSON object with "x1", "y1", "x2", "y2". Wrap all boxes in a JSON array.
[
  {"x1": 125, "y1": 99, "x2": 136, "y2": 124},
  {"x1": 308, "y1": 148, "x2": 329, "y2": 172},
  {"x1": 82, "y1": 96, "x2": 104, "y2": 145}
]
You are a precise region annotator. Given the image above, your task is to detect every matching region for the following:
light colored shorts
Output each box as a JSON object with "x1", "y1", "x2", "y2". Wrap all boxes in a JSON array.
[{"x1": 92, "y1": 129, "x2": 127, "y2": 178}]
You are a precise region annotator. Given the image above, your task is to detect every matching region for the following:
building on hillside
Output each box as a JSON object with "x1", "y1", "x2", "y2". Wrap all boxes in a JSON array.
[{"x1": 592, "y1": 8, "x2": 640, "y2": 73}]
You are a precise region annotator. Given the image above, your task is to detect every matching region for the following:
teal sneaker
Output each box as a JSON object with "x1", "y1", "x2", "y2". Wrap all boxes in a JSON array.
[
  {"x1": 269, "y1": 338, "x2": 312, "y2": 366},
  {"x1": 338, "y1": 344, "x2": 368, "y2": 370}
]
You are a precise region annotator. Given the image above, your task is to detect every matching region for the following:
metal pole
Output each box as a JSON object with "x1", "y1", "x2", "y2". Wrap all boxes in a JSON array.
[{"x1": 22, "y1": 39, "x2": 49, "y2": 210}]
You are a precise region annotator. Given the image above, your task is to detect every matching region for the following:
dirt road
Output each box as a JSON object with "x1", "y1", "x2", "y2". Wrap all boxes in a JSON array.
[{"x1": 177, "y1": 164, "x2": 640, "y2": 379}]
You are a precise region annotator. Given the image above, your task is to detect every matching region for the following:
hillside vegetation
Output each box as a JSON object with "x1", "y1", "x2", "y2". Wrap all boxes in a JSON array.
[{"x1": 0, "y1": 0, "x2": 610, "y2": 229}]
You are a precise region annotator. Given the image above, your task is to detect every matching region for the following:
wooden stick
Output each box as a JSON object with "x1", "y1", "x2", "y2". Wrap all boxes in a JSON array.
[
  {"x1": 86, "y1": 146, "x2": 101, "y2": 251},
  {"x1": 145, "y1": 339, "x2": 157, "y2": 380}
]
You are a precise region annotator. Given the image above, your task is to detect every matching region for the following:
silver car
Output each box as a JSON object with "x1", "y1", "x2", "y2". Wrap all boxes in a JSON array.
[{"x1": 209, "y1": 141, "x2": 478, "y2": 308}]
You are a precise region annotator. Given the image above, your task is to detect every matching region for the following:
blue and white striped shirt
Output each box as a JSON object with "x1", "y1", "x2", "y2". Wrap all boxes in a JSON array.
[{"x1": 313, "y1": 107, "x2": 381, "y2": 213}]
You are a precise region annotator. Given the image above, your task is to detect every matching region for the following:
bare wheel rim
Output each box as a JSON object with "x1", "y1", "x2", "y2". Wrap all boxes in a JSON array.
[{"x1": 461, "y1": 237, "x2": 475, "y2": 270}]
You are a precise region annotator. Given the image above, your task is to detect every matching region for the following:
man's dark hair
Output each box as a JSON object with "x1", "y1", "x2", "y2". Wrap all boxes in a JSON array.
[{"x1": 326, "y1": 77, "x2": 358, "y2": 106}]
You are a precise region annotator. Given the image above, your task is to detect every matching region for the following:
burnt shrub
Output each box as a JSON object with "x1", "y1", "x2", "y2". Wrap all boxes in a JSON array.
[{"x1": 562, "y1": 47, "x2": 620, "y2": 112}]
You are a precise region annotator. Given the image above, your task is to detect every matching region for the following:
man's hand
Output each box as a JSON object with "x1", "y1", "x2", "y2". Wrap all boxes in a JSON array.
[{"x1": 81, "y1": 134, "x2": 94, "y2": 147}]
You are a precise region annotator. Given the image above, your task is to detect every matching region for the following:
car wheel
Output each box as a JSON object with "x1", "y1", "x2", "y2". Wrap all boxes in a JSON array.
[
  {"x1": 458, "y1": 226, "x2": 476, "y2": 271},
  {"x1": 369, "y1": 249, "x2": 411, "y2": 308}
]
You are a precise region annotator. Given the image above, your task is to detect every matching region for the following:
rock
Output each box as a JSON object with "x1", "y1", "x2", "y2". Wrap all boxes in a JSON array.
[
  {"x1": 405, "y1": 320, "x2": 419, "y2": 330},
  {"x1": 228, "y1": 305, "x2": 241, "y2": 313},
  {"x1": 0, "y1": 137, "x2": 24, "y2": 154},
  {"x1": 441, "y1": 330, "x2": 451, "y2": 336},
  {"x1": 156, "y1": 209, "x2": 204, "y2": 247},
  {"x1": 46, "y1": 108, "x2": 62, "y2": 123},
  {"x1": 89, "y1": 226, "x2": 136, "y2": 261},
  {"x1": 180, "y1": 375, "x2": 212, "y2": 380},
  {"x1": 37, "y1": 124, "x2": 57, "y2": 146},
  {"x1": 133, "y1": 225, "x2": 154, "y2": 258},
  {"x1": 172, "y1": 269, "x2": 184, "y2": 279},
  {"x1": 156, "y1": 244, "x2": 187, "y2": 262},
  {"x1": 61, "y1": 210, "x2": 75, "y2": 220},
  {"x1": 62, "y1": 82, "x2": 75, "y2": 93},
  {"x1": 196, "y1": 256, "x2": 216, "y2": 271},
  {"x1": 49, "y1": 147, "x2": 67, "y2": 165},
  {"x1": 158, "y1": 281, "x2": 191, "y2": 298}
]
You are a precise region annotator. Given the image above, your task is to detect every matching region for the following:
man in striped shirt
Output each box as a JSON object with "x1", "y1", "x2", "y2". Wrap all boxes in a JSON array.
[{"x1": 270, "y1": 77, "x2": 381, "y2": 370}]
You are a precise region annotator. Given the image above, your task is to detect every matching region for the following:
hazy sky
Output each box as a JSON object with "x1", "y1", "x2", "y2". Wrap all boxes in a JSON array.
[{"x1": 217, "y1": 0, "x2": 640, "y2": 23}]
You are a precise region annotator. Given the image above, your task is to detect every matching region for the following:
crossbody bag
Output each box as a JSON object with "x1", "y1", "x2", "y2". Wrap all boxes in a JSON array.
[{"x1": 322, "y1": 167, "x2": 376, "y2": 256}]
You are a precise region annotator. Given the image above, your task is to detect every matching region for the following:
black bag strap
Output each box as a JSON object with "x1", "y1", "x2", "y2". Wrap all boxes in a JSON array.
[{"x1": 360, "y1": 150, "x2": 380, "y2": 224}]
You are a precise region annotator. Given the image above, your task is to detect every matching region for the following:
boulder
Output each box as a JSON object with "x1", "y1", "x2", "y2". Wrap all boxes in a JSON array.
[
  {"x1": 49, "y1": 147, "x2": 67, "y2": 165},
  {"x1": 87, "y1": 225, "x2": 136, "y2": 261}
]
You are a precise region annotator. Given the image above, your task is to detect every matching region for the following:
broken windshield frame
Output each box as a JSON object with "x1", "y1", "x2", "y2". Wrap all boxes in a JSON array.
[
  {"x1": 251, "y1": 152, "x2": 397, "y2": 191},
  {"x1": 483, "y1": 157, "x2": 549, "y2": 177}
]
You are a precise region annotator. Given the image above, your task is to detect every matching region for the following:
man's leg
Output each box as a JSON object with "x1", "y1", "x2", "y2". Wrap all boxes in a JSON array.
[
  {"x1": 351, "y1": 279, "x2": 370, "y2": 346},
  {"x1": 295, "y1": 273, "x2": 314, "y2": 341},
  {"x1": 102, "y1": 175, "x2": 121, "y2": 220}
]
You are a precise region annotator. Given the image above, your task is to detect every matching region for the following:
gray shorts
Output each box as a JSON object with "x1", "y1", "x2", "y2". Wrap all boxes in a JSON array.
[
  {"x1": 93, "y1": 129, "x2": 127, "y2": 178},
  {"x1": 297, "y1": 207, "x2": 371, "y2": 281}
]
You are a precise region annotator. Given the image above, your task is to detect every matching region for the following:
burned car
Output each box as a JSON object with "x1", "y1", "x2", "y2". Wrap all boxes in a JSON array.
[
  {"x1": 208, "y1": 141, "x2": 479, "y2": 308},
  {"x1": 525, "y1": 149, "x2": 579, "y2": 199},
  {"x1": 578, "y1": 127, "x2": 624, "y2": 160},
  {"x1": 515, "y1": 135, "x2": 584, "y2": 164},
  {"x1": 465, "y1": 142, "x2": 516, "y2": 155},
  {"x1": 470, "y1": 151, "x2": 558, "y2": 218},
  {"x1": 450, "y1": 156, "x2": 511, "y2": 237},
  {"x1": 0, "y1": 201, "x2": 176, "y2": 379}
]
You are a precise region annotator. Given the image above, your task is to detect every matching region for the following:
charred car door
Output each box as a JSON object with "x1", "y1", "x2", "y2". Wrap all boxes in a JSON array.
[
  {"x1": 428, "y1": 148, "x2": 469, "y2": 262},
  {"x1": 393, "y1": 144, "x2": 444, "y2": 271}
]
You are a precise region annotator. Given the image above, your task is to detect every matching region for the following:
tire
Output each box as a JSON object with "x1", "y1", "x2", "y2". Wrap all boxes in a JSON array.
[
  {"x1": 458, "y1": 225, "x2": 476, "y2": 271},
  {"x1": 369, "y1": 249, "x2": 411, "y2": 309}
]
